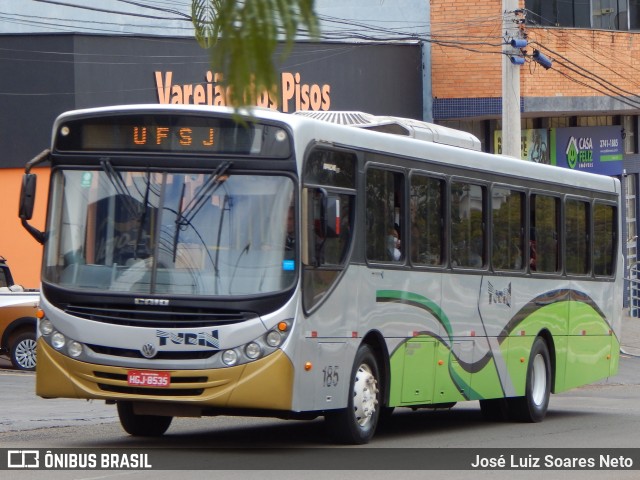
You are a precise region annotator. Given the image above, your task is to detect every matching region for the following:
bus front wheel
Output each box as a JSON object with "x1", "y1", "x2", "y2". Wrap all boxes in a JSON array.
[
  {"x1": 325, "y1": 344, "x2": 382, "y2": 444},
  {"x1": 508, "y1": 336, "x2": 551, "y2": 423},
  {"x1": 117, "y1": 401, "x2": 173, "y2": 437}
]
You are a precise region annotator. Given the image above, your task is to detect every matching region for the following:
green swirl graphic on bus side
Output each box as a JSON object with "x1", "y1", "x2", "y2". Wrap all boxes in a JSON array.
[{"x1": 377, "y1": 289, "x2": 618, "y2": 407}]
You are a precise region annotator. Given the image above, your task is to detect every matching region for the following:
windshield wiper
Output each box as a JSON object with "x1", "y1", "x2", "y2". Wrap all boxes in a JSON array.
[
  {"x1": 99, "y1": 159, "x2": 140, "y2": 222},
  {"x1": 100, "y1": 160, "x2": 155, "y2": 261},
  {"x1": 133, "y1": 171, "x2": 152, "y2": 260},
  {"x1": 172, "y1": 162, "x2": 232, "y2": 283},
  {"x1": 176, "y1": 161, "x2": 232, "y2": 228}
]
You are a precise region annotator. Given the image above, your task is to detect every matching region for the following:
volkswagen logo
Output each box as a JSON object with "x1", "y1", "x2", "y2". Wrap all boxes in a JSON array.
[{"x1": 140, "y1": 343, "x2": 157, "y2": 359}]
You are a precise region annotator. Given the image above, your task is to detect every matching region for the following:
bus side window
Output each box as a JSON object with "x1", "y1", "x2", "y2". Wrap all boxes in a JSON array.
[
  {"x1": 450, "y1": 181, "x2": 485, "y2": 268},
  {"x1": 531, "y1": 194, "x2": 560, "y2": 273},
  {"x1": 410, "y1": 174, "x2": 444, "y2": 266},
  {"x1": 593, "y1": 203, "x2": 617, "y2": 277},
  {"x1": 491, "y1": 187, "x2": 524, "y2": 271},
  {"x1": 566, "y1": 198, "x2": 590, "y2": 275},
  {"x1": 365, "y1": 168, "x2": 404, "y2": 263}
]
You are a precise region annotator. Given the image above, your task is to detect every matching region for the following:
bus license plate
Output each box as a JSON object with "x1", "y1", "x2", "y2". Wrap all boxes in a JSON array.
[{"x1": 127, "y1": 370, "x2": 171, "y2": 388}]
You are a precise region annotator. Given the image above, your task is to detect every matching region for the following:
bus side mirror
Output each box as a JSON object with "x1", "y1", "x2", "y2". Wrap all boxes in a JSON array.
[
  {"x1": 319, "y1": 188, "x2": 340, "y2": 239},
  {"x1": 19, "y1": 173, "x2": 46, "y2": 244},
  {"x1": 19, "y1": 173, "x2": 37, "y2": 221},
  {"x1": 19, "y1": 149, "x2": 49, "y2": 244}
]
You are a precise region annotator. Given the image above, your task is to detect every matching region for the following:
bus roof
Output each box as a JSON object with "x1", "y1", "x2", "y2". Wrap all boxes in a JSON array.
[{"x1": 52, "y1": 104, "x2": 619, "y2": 195}]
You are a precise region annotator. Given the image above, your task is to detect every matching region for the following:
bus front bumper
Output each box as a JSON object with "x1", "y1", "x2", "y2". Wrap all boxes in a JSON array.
[{"x1": 36, "y1": 339, "x2": 294, "y2": 411}]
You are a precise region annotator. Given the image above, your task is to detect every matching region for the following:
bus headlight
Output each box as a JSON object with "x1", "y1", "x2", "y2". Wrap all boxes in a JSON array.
[
  {"x1": 266, "y1": 330, "x2": 282, "y2": 347},
  {"x1": 245, "y1": 342, "x2": 262, "y2": 359},
  {"x1": 51, "y1": 332, "x2": 66, "y2": 350},
  {"x1": 68, "y1": 341, "x2": 83, "y2": 358},
  {"x1": 217, "y1": 320, "x2": 291, "y2": 367},
  {"x1": 222, "y1": 349, "x2": 238, "y2": 366},
  {"x1": 39, "y1": 319, "x2": 53, "y2": 336}
]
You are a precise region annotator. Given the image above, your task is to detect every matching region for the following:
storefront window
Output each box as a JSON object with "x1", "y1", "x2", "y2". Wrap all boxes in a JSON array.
[
  {"x1": 632, "y1": 0, "x2": 640, "y2": 29},
  {"x1": 526, "y1": 0, "x2": 636, "y2": 30}
]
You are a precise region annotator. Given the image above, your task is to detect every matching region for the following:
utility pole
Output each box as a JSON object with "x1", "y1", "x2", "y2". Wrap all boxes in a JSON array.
[{"x1": 502, "y1": 0, "x2": 521, "y2": 159}]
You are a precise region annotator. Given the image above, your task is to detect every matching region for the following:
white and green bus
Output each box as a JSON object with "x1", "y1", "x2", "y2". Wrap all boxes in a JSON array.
[{"x1": 20, "y1": 105, "x2": 622, "y2": 444}]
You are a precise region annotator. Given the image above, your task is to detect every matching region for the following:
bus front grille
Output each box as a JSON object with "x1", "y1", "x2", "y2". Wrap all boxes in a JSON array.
[
  {"x1": 87, "y1": 344, "x2": 218, "y2": 360},
  {"x1": 62, "y1": 303, "x2": 257, "y2": 328}
]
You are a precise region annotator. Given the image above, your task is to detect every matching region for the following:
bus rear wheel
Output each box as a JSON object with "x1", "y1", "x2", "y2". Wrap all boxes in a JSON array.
[
  {"x1": 508, "y1": 336, "x2": 551, "y2": 423},
  {"x1": 117, "y1": 401, "x2": 173, "y2": 437},
  {"x1": 325, "y1": 344, "x2": 382, "y2": 444}
]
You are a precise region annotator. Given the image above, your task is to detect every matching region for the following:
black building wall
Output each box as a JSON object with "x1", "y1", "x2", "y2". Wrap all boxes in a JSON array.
[{"x1": 1, "y1": 34, "x2": 424, "y2": 168}]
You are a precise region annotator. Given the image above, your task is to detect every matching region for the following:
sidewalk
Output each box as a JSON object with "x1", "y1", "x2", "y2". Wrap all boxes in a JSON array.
[{"x1": 621, "y1": 308, "x2": 640, "y2": 357}]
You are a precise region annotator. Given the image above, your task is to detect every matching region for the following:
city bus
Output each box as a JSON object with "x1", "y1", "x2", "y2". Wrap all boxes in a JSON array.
[{"x1": 19, "y1": 105, "x2": 622, "y2": 444}]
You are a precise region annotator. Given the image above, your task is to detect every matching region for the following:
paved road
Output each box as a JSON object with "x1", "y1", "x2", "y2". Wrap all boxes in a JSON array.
[
  {"x1": 2, "y1": 354, "x2": 640, "y2": 480},
  {"x1": 1, "y1": 349, "x2": 639, "y2": 435}
]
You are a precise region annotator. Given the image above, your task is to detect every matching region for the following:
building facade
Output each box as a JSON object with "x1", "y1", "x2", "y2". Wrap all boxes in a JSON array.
[{"x1": 431, "y1": 0, "x2": 640, "y2": 306}]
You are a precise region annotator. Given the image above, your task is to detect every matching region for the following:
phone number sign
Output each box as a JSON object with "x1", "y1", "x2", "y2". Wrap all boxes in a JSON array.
[{"x1": 552, "y1": 126, "x2": 623, "y2": 175}]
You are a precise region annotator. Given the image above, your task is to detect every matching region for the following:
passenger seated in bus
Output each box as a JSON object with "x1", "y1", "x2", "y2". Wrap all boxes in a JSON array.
[{"x1": 387, "y1": 227, "x2": 401, "y2": 261}]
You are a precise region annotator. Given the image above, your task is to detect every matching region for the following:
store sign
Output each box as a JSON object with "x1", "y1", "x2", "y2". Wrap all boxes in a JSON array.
[
  {"x1": 155, "y1": 71, "x2": 332, "y2": 113},
  {"x1": 551, "y1": 126, "x2": 623, "y2": 175},
  {"x1": 494, "y1": 129, "x2": 550, "y2": 163}
]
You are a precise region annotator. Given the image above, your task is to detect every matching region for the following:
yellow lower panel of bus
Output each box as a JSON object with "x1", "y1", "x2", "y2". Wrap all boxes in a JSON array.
[{"x1": 36, "y1": 339, "x2": 293, "y2": 410}]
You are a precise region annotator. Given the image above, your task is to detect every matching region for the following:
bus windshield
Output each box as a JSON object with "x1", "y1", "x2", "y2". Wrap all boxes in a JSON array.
[{"x1": 43, "y1": 166, "x2": 297, "y2": 297}]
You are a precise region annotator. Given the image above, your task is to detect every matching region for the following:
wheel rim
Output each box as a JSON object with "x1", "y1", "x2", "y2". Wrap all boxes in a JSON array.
[
  {"x1": 352, "y1": 363, "x2": 378, "y2": 428},
  {"x1": 14, "y1": 339, "x2": 37, "y2": 369},
  {"x1": 530, "y1": 353, "x2": 547, "y2": 406}
]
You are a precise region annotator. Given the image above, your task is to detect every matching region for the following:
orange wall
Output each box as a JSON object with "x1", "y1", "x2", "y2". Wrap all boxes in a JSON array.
[{"x1": 0, "y1": 167, "x2": 49, "y2": 289}]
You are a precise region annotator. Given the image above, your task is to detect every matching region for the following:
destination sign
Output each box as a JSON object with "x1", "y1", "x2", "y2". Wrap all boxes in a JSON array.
[{"x1": 54, "y1": 114, "x2": 291, "y2": 157}]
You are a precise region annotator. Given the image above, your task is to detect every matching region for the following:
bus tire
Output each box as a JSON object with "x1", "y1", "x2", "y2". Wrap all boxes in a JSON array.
[
  {"x1": 325, "y1": 344, "x2": 381, "y2": 444},
  {"x1": 508, "y1": 336, "x2": 551, "y2": 423},
  {"x1": 116, "y1": 401, "x2": 173, "y2": 437}
]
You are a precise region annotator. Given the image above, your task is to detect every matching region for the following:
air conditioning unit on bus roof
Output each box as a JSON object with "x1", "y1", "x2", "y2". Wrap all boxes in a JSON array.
[{"x1": 293, "y1": 110, "x2": 482, "y2": 152}]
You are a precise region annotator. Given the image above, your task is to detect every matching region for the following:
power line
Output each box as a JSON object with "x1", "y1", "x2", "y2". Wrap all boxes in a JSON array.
[
  {"x1": 29, "y1": 0, "x2": 191, "y2": 21},
  {"x1": 112, "y1": 0, "x2": 191, "y2": 19},
  {"x1": 0, "y1": 12, "x2": 194, "y2": 35},
  {"x1": 2, "y1": 3, "x2": 640, "y2": 117}
]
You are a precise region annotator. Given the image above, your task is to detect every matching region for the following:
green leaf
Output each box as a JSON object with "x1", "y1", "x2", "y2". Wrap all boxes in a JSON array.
[{"x1": 192, "y1": 0, "x2": 320, "y2": 108}]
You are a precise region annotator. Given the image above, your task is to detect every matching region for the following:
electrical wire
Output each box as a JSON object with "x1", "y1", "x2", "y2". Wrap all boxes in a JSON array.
[
  {"x1": 523, "y1": 8, "x2": 640, "y2": 92},
  {"x1": 1, "y1": 2, "x2": 639, "y2": 116},
  {"x1": 29, "y1": 0, "x2": 191, "y2": 21},
  {"x1": 112, "y1": 0, "x2": 191, "y2": 19}
]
